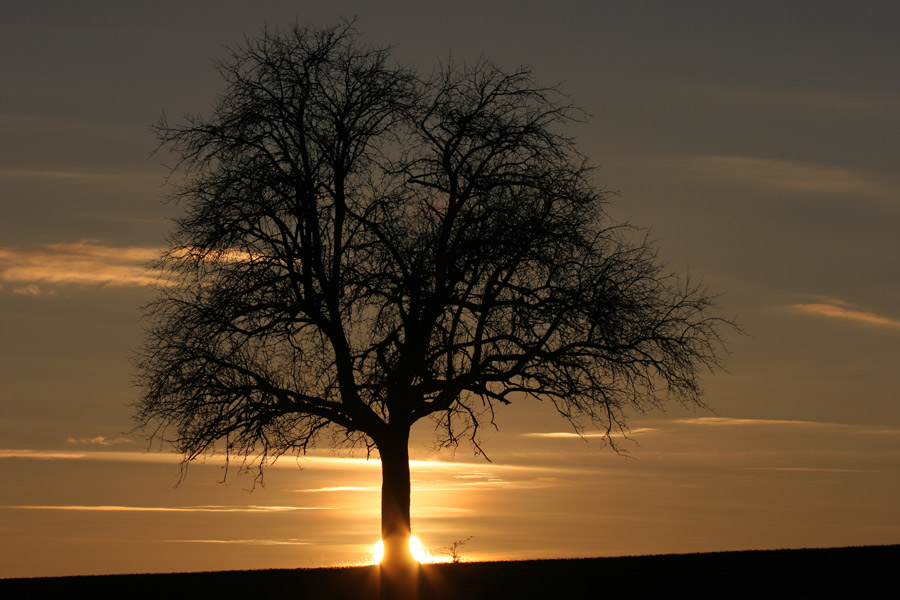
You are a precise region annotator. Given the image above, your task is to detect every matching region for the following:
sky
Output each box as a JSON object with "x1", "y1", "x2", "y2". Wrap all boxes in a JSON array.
[{"x1": 2, "y1": 0, "x2": 899, "y2": 578}]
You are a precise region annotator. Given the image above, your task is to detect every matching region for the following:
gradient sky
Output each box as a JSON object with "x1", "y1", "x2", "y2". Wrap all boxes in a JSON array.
[{"x1": 2, "y1": 0, "x2": 899, "y2": 578}]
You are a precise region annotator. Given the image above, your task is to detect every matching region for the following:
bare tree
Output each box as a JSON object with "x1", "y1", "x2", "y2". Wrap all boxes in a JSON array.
[
  {"x1": 443, "y1": 537, "x2": 474, "y2": 564},
  {"x1": 135, "y1": 22, "x2": 730, "y2": 569}
]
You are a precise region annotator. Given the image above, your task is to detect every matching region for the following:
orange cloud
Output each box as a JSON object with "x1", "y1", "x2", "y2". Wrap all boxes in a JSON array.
[
  {"x1": 11, "y1": 284, "x2": 55, "y2": 296},
  {"x1": 0, "y1": 449, "x2": 85, "y2": 460},
  {"x1": 675, "y1": 417, "x2": 829, "y2": 427},
  {"x1": 744, "y1": 467, "x2": 870, "y2": 473},
  {"x1": 4, "y1": 504, "x2": 335, "y2": 513},
  {"x1": 163, "y1": 538, "x2": 312, "y2": 546},
  {"x1": 66, "y1": 436, "x2": 133, "y2": 446},
  {"x1": 0, "y1": 449, "x2": 180, "y2": 463},
  {"x1": 674, "y1": 417, "x2": 900, "y2": 435},
  {"x1": 0, "y1": 241, "x2": 163, "y2": 289},
  {"x1": 523, "y1": 427, "x2": 658, "y2": 439},
  {"x1": 793, "y1": 303, "x2": 900, "y2": 330},
  {"x1": 0, "y1": 242, "x2": 270, "y2": 293},
  {"x1": 299, "y1": 486, "x2": 378, "y2": 493},
  {"x1": 677, "y1": 155, "x2": 892, "y2": 197}
]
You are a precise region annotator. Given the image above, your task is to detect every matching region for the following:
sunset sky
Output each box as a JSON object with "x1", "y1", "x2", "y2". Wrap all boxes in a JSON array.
[{"x1": 2, "y1": 1, "x2": 898, "y2": 578}]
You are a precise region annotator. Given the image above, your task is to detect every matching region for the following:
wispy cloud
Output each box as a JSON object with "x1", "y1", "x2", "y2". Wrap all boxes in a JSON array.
[
  {"x1": 0, "y1": 242, "x2": 271, "y2": 293},
  {"x1": 3, "y1": 504, "x2": 335, "y2": 513},
  {"x1": 0, "y1": 169, "x2": 155, "y2": 181},
  {"x1": 66, "y1": 436, "x2": 133, "y2": 447},
  {"x1": 745, "y1": 467, "x2": 870, "y2": 473},
  {"x1": 523, "y1": 432, "x2": 610, "y2": 439},
  {"x1": 10, "y1": 284, "x2": 55, "y2": 296},
  {"x1": 792, "y1": 302, "x2": 900, "y2": 330},
  {"x1": 163, "y1": 538, "x2": 312, "y2": 546},
  {"x1": 675, "y1": 417, "x2": 831, "y2": 427},
  {"x1": 0, "y1": 241, "x2": 163, "y2": 290},
  {"x1": 0, "y1": 449, "x2": 499, "y2": 472},
  {"x1": 298, "y1": 486, "x2": 379, "y2": 493},
  {"x1": 451, "y1": 478, "x2": 560, "y2": 490},
  {"x1": 0, "y1": 449, "x2": 181, "y2": 463},
  {"x1": 0, "y1": 449, "x2": 86, "y2": 460},
  {"x1": 413, "y1": 476, "x2": 566, "y2": 493},
  {"x1": 676, "y1": 155, "x2": 892, "y2": 198},
  {"x1": 795, "y1": 295, "x2": 851, "y2": 307},
  {"x1": 522, "y1": 427, "x2": 658, "y2": 439},
  {"x1": 411, "y1": 506, "x2": 472, "y2": 518},
  {"x1": 674, "y1": 417, "x2": 900, "y2": 435}
]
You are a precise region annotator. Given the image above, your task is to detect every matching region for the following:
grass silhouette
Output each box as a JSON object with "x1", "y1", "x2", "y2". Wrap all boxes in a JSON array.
[{"x1": 2, "y1": 545, "x2": 896, "y2": 599}]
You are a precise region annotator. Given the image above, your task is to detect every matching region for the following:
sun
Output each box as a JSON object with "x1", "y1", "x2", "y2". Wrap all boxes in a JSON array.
[
  {"x1": 371, "y1": 536, "x2": 431, "y2": 564},
  {"x1": 409, "y1": 536, "x2": 429, "y2": 562}
]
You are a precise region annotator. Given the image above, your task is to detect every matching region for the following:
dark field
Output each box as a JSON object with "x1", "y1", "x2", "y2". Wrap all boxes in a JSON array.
[{"x1": 2, "y1": 545, "x2": 896, "y2": 599}]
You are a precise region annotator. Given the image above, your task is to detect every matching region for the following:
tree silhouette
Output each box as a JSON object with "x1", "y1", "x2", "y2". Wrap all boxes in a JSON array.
[{"x1": 135, "y1": 22, "x2": 729, "y2": 569}]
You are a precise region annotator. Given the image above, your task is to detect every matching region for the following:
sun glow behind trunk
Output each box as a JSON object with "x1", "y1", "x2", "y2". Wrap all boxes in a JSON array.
[{"x1": 371, "y1": 536, "x2": 432, "y2": 564}]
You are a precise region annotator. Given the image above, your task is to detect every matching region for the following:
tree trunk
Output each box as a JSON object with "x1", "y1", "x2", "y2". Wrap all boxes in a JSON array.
[{"x1": 378, "y1": 426, "x2": 414, "y2": 571}]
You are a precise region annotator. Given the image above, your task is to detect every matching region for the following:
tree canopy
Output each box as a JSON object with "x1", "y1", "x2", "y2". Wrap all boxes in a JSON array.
[{"x1": 135, "y1": 22, "x2": 730, "y2": 568}]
